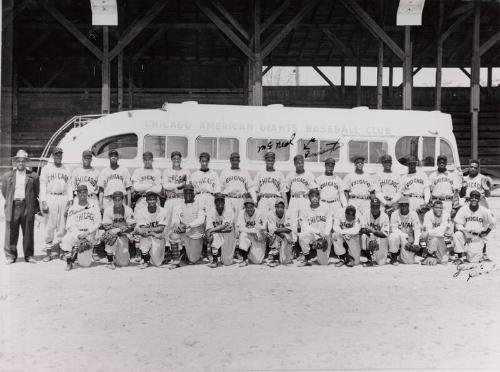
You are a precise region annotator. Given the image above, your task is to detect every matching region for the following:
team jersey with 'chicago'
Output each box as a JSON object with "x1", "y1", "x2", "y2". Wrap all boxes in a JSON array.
[
  {"x1": 360, "y1": 211, "x2": 390, "y2": 236},
  {"x1": 98, "y1": 166, "x2": 132, "y2": 196},
  {"x1": 428, "y1": 170, "x2": 460, "y2": 198},
  {"x1": 254, "y1": 170, "x2": 285, "y2": 196},
  {"x1": 135, "y1": 205, "x2": 168, "y2": 228},
  {"x1": 285, "y1": 171, "x2": 316, "y2": 196},
  {"x1": 40, "y1": 163, "x2": 72, "y2": 201},
  {"x1": 131, "y1": 168, "x2": 162, "y2": 194},
  {"x1": 463, "y1": 174, "x2": 490, "y2": 198},
  {"x1": 190, "y1": 170, "x2": 221, "y2": 194},
  {"x1": 102, "y1": 204, "x2": 135, "y2": 227},
  {"x1": 162, "y1": 168, "x2": 191, "y2": 195},
  {"x1": 69, "y1": 167, "x2": 100, "y2": 196},
  {"x1": 220, "y1": 168, "x2": 253, "y2": 196},
  {"x1": 375, "y1": 172, "x2": 401, "y2": 203}
]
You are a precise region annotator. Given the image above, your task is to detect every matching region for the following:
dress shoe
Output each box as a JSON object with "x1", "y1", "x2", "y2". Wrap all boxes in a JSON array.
[
  {"x1": 5, "y1": 258, "x2": 16, "y2": 265},
  {"x1": 25, "y1": 257, "x2": 37, "y2": 264}
]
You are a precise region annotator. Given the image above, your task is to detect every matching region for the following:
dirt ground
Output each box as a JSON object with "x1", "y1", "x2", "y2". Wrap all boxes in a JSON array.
[{"x1": 1, "y1": 194, "x2": 500, "y2": 371}]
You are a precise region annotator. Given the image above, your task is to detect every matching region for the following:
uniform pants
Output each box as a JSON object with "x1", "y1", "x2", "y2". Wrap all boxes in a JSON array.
[
  {"x1": 43, "y1": 194, "x2": 68, "y2": 247},
  {"x1": 389, "y1": 231, "x2": 416, "y2": 264},
  {"x1": 332, "y1": 232, "x2": 361, "y2": 265},
  {"x1": 226, "y1": 197, "x2": 244, "y2": 224},
  {"x1": 105, "y1": 235, "x2": 131, "y2": 267},
  {"x1": 348, "y1": 198, "x2": 370, "y2": 214},
  {"x1": 195, "y1": 193, "x2": 214, "y2": 213},
  {"x1": 269, "y1": 235, "x2": 293, "y2": 264},
  {"x1": 239, "y1": 231, "x2": 266, "y2": 264},
  {"x1": 257, "y1": 197, "x2": 279, "y2": 214},
  {"x1": 298, "y1": 231, "x2": 331, "y2": 265},
  {"x1": 209, "y1": 231, "x2": 237, "y2": 265},
  {"x1": 4, "y1": 200, "x2": 35, "y2": 260},
  {"x1": 180, "y1": 235, "x2": 203, "y2": 263},
  {"x1": 163, "y1": 196, "x2": 183, "y2": 245},
  {"x1": 139, "y1": 236, "x2": 166, "y2": 267},
  {"x1": 361, "y1": 234, "x2": 389, "y2": 265},
  {"x1": 453, "y1": 231, "x2": 484, "y2": 263},
  {"x1": 61, "y1": 229, "x2": 97, "y2": 267},
  {"x1": 322, "y1": 200, "x2": 342, "y2": 216},
  {"x1": 288, "y1": 197, "x2": 309, "y2": 220}
]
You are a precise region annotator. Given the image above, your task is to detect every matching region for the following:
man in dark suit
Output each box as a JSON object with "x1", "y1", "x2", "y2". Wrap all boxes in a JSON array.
[{"x1": 2, "y1": 149, "x2": 40, "y2": 264}]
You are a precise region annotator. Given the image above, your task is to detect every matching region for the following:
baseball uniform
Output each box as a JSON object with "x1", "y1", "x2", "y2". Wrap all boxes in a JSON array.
[
  {"x1": 40, "y1": 162, "x2": 72, "y2": 249},
  {"x1": 389, "y1": 209, "x2": 421, "y2": 264},
  {"x1": 343, "y1": 172, "x2": 376, "y2": 212},
  {"x1": 298, "y1": 203, "x2": 333, "y2": 265},
  {"x1": 332, "y1": 209, "x2": 362, "y2": 265},
  {"x1": 98, "y1": 166, "x2": 132, "y2": 209},
  {"x1": 374, "y1": 171, "x2": 401, "y2": 207},
  {"x1": 267, "y1": 208, "x2": 294, "y2": 265},
  {"x1": 285, "y1": 171, "x2": 317, "y2": 220},
  {"x1": 254, "y1": 170, "x2": 286, "y2": 213},
  {"x1": 171, "y1": 199, "x2": 206, "y2": 263},
  {"x1": 133, "y1": 203, "x2": 168, "y2": 267},
  {"x1": 315, "y1": 174, "x2": 346, "y2": 214},
  {"x1": 360, "y1": 210, "x2": 390, "y2": 265},
  {"x1": 400, "y1": 171, "x2": 430, "y2": 213},
  {"x1": 206, "y1": 205, "x2": 236, "y2": 266},
  {"x1": 422, "y1": 210, "x2": 453, "y2": 263},
  {"x1": 236, "y1": 208, "x2": 267, "y2": 264},
  {"x1": 429, "y1": 170, "x2": 460, "y2": 213},
  {"x1": 102, "y1": 204, "x2": 135, "y2": 267},
  {"x1": 131, "y1": 167, "x2": 162, "y2": 209},
  {"x1": 69, "y1": 166, "x2": 100, "y2": 207},
  {"x1": 162, "y1": 167, "x2": 191, "y2": 243},
  {"x1": 462, "y1": 173, "x2": 491, "y2": 208},
  {"x1": 190, "y1": 169, "x2": 221, "y2": 213},
  {"x1": 220, "y1": 168, "x2": 254, "y2": 222}
]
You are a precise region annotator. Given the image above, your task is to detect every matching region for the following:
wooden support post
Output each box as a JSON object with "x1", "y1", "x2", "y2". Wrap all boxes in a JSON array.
[
  {"x1": 377, "y1": 41, "x2": 383, "y2": 109},
  {"x1": 470, "y1": 0, "x2": 480, "y2": 160},
  {"x1": 402, "y1": 26, "x2": 412, "y2": 110},
  {"x1": 356, "y1": 60, "x2": 361, "y2": 107},
  {"x1": 341, "y1": 65, "x2": 345, "y2": 98},
  {"x1": 487, "y1": 66, "x2": 492, "y2": 88},
  {"x1": 128, "y1": 59, "x2": 134, "y2": 110},
  {"x1": 248, "y1": 0, "x2": 262, "y2": 106},
  {"x1": 1, "y1": 0, "x2": 14, "y2": 163},
  {"x1": 435, "y1": 0, "x2": 444, "y2": 111},
  {"x1": 118, "y1": 52, "x2": 123, "y2": 112},
  {"x1": 101, "y1": 26, "x2": 110, "y2": 114},
  {"x1": 312, "y1": 66, "x2": 334, "y2": 87},
  {"x1": 12, "y1": 63, "x2": 18, "y2": 126},
  {"x1": 389, "y1": 66, "x2": 393, "y2": 101}
]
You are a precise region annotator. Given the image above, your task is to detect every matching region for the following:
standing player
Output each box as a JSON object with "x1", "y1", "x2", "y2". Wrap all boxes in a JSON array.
[
  {"x1": 97, "y1": 149, "x2": 132, "y2": 212},
  {"x1": 235, "y1": 196, "x2": 267, "y2": 266},
  {"x1": 265, "y1": 198, "x2": 294, "y2": 267},
  {"x1": 190, "y1": 152, "x2": 221, "y2": 213},
  {"x1": 133, "y1": 191, "x2": 168, "y2": 269},
  {"x1": 285, "y1": 155, "x2": 316, "y2": 221},
  {"x1": 220, "y1": 152, "x2": 255, "y2": 222},
  {"x1": 205, "y1": 193, "x2": 235, "y2": 268},
  {"x1": 62, "y1": 185, "x2": 102, "y2": 271},
  {"x1": 332, "y1": 205, "x2": 362, "y2": 267},
  {"x1": 40, "y1": 147, "x2": 72, "y2": 262},
  {"x1": 297, "y1": 188, "x2": 332, "y2": 267},
  {"x1": 399, "y1": 156, "x2": 431, "y2": 218},
  {"x1": 460, "y1": 159, "x2": 491, "y2": 208},
  {"x1": 453, "y1": 190, "x2": 495, "y2": 264},
  {"x1": 359, "y1": 198, "x2": 390, "y2": 266},
  {"x1": 131, "y1": 151, "x2": 162, "y2": 210},
  {"x1": 101, "y1": 191, "x2": 136, "y2": 269},
  {"x1": 388, "y1": 197, "x2": 421, "y2": 265},
  {"x1": 428, "y1": 155, "x2": 460, "y2": 214},
  {"x1": 343, "y1": 156, "x2": 376, "y2": 211},
  {"x1": 170, "y1": 184, "x2": 206, "y2": 268},
  {"x1": 315, "y1": 157, "x2": 346, "y2": 215},
  {"x1": 69, "y1": 150, "x2": 100, "y2": 208},
  {"x1": 374, "y1": 155, "x2": 401, "y2": 216},
  {"x1": 254, "y1": 152, "x2": 287, "y2": 213},
  {"x1": 420, "y1": 200, "x2": 453, "y2": 265}
]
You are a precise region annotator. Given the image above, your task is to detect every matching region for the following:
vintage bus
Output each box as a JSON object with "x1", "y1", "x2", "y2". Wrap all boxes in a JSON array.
[{"x1": 40, "y1": 102, "x2": 462, "y2": 178}]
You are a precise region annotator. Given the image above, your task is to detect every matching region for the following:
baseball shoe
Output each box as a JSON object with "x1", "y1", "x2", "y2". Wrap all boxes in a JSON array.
[
  {"x1": 363, "y1": 260, "x2": 374, "y2": 267},
  {"x1": 42, "y1": 255, "x2": 52, "y2": 262},
  {"x1": 202, "y1": 257, "x2": 210, "y2": 264},
  {"x1": 208, "y1": 261, "x2": 218, "y2": 268},
  {"x1": 65, "y1": 262, "x2": 73, "y2": 271},
  {"x1": 297, "y1": 254, "x2": 305, "y2": 263},
  {"x1": 345, "y1": 257, "x2": 355, "y2": 267},
  {"x1": 267, "y1": 260, "x2": 278, "y2": 268},
  {"x1": 139, "y1": 262, "x2": 149, "y2": 270},
  {"x1": 106, "y1": 262, "x2": 116, "y2": 270},
  {"x1": 298, "y1": 260, "x2": 312, "y2": 267},
  {"x1": 334, "y1": 260, "x2": 344, "y2": 267},
  {"x1": 238, "y1": 259, "x2": 248, "y2": 267},
  {"x1": 25, "y1": 257, "x2": 37, "y2": 264},
  {"x1": 168, "y1": 262, "x2": 181, "y2": 270},
  {"x1": 481, "y1": 254, "x2": 492, "y2": 263},
  {"x1": 452, "y1": 258, "x2": 463, "y2": 265},
  {"x1": 390, "y1": 257, "x2": 399, "y2": 266}
]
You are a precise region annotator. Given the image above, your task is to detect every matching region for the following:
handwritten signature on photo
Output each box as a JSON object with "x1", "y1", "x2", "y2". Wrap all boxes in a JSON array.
[{"x1": 256, "y1": 132, "x2": 343, "y2": 158}]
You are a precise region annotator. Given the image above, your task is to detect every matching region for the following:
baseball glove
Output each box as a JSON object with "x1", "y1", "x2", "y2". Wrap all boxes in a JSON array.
[
  {"x1": 421, "y1": 251, "x2": 438, "y2": 265},
  {"x1": 101, "y1": 231, "x2": 118, "y2": 246},
  {"x1": 312, "y1": 237, "x2": 328, "y2": 252},
  {"x1": 77, "y1": 238, "x2": 93, "y2": 253},
  {"x1": 404, "y1": 241, "x2": 420, "y2": 253},
  {"x1": 368, "y1": 238, "x2": 379, "y2": 253}
]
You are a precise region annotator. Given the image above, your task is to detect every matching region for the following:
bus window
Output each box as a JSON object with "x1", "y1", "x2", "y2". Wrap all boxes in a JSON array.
[
  {"x1": 348, "y1": 141, "x2": 368, "y2": 162},
  {"x1": 219, "y1": 138, "x2": 239, "y2": 160},
  {"x1": 298, "y1": 139, "x2": 318, "y2": 162},
  {"x1": 369, "y1": 141, "x2": 388, "y2": 163},
  {"x1": 144, "y1": 135, "x2": 165, "y2": 158},
  {"x1": 196, "y1": 137, "x2": 217, "y2": 159},
  {"x1": 298, "y1": 139, "x2": 341, "y2": 162},
  {"x1": 396, "y1": 136, "x2": 419, "y2": 165},
  {"x1": 319, "y1": 140, "x2": 341, "y2": 162},
  {"x1": 167, "y1": 136, "x2": 188, "y2": 158},
  {"x1": 422, "y1": 137, "x2": 436, "y2": 167},
  {"x1": 92, "y1": 133, "x2": 138, "y2": 159},
  {"x1": 440, "y1": 139, "x2": 455, "y2": 165},
  {"x1": 246, "y1": 138, "x2": 290, "y2": 161}
]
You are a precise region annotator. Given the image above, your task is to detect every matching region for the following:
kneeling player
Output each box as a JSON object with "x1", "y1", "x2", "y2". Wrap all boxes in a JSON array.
[
  {"x1": 61, "y1": 185, "x2": 102, "y2": 271},
  {"x1": 332, "y1": 205, "x2": 361, "y2": 267},
  {"x1": 388, "y1": 197, "x2": 421, "y2": 265},
  {"x1": 420, "y1": 200, "x2": 453, "y2": 265},
  {"x1": 133, "y1": 191, "x2": 167, "y2": 269},
  {"x1": 236, "y1": 196, "x2": 266, "y2": 266},
  {"x1": 453, "y1": 190, "x2": 495, "y2": 264},
  {"x1": 101, "y1": 191, "x2": 136, "y2": 269},
  {"x1": 205, "y1": 193, "x2": 235, "y2": 268},
  {"x1": 297, "y1": 188, "x2": 332, "y2": 267},
  {"x1": 265, "y1": 198, "x2": 294, "y2": 267},
  {"x1": 359, "y1": 198, "x2": 390, "y2": 266}
]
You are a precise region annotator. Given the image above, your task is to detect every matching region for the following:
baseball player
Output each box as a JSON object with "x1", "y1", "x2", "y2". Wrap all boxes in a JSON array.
[
  {"x1": 62, "y1": 185, "x2": 102, "y2": 271},
  {"x1": 359, "y1": 198, "x2": 390, "y2": 266},
  {"x1": 162, "y1": 151, "x2": 190, "y2": 250},
  {"x1": 297, "y1": 188, "x2": 332, "y2": 267},
  {"x1": 315, "y1": 157, "x2": 346, "y2": 215},
  {"x1": 374, "y1": 154, "x2": 401, "y2": 216},
  {"x1": 428, "y1": 155, "x2": 460, "y2": 214},
  {"x1": 399, "y1": 156, "x2": 431, "y2": 218},
  {"x1": 133, "y1": 191, "x2": 168, "y2": 269},
  {"x1": 170, "y1": 184, "x2": 206, "y2": 268},
  {"x1": 40, "y1": 147, "x2": 72, "y2": 262},
  {"x1": 205, "y1": 193, "x2": 235, "y2": 268},
  {"x1": 420, "y1": 200, "x2": 453, "y2": 265},
  {"x1": 220, "y1": 152, "x2": 255, "y2": 222},
  {"x1": 69, "y1": 150, "x2": 100, "y2": 208},
  {"x1": 97, "y1": 149, "x2": 132, "y2": 212},
  {"x1": 235, "y1": 196, "x2": 267, "y2": 266},
  {"x1": 460, "y1": 159, "x2": 491, "y2": 208},
  {"x1": 388, "y1": 197, "x2": 421, "y2": 265},
  {"x1": 101, "y1": 191, "x2": 136, "y2": 269},
  {"x1": 254, "y1": 152, "x2": 287, "y2": 213},
  {"x1": 131, "y1": 151, "x2": 162, "y2": 210},
  {"x1": 453, "y1": 190, "x2": 495, "y2": 264},
  {"x1": 285, "y1": 154, "x2": 317, "y2": 221},
  {"x1": 332, "y1": 205, "x2": 362, "y2": 267},
  {"x1": 265, "y1": 198, "x2": 294, "y2": 267},
  {"x1": 190, "y1": 152, "x2": 221, "y2": 213},
  {"x1": 343, "y1": 156, "x2": 376, "y2": 212}
]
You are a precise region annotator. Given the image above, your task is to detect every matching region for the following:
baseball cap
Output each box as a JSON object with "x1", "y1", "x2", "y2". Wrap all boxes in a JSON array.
[
  {"x1": 437, "y1": 155, "x2": 447, "y2": 163},
  {"x1": 398, "y1": 196, "x2": 410, "y2": 204},
  {"x1": 171, "y1": 151, "x2": 182, "y2": 159},
  {"x1": 199, "y1": 152, "x2": 210, "y2": 160},
  {"x1": 274, "y1": 197, "x2": 285, "y2": 206},
  {"x1": 324, "y1": 157, "x2": 335, "y2": 165},
  {"x1": 407, "y1": 155, "x2": 418, "y2": 164},
  {"x1": 214, "y1": 193, "x2": 225, "y2": 201},
  {"x1": 469, "y1": 190, "x2": 481, "y2": 199},
  {"x1": 143, "y1": 151, "x2": 154, "y2": 159},
  {"x1": 308, "y1": 188, "x2": 320, "y2": 196},
  {"x1": 145, "y1": 191, "x2": 157, "y2": 198},
  {"x1": 370, "y1": 197, "x2": 381, "y2": 206},
  {"x1": 264, "y1": 151, "x2": 276, "y2": 159},
  {"x1": 183, "y1": 184, "x2": 194, "y2": 191},
  {"x1": 82, "y1": 150, "x2": 93, "y2": 158},
  {"x1": 52, "y1": 147, "x2": 63, "y2": 155},
  {"x1": 230, "y1": 152, "x2": 240, "y2": 159},
  {"x1": 345, "y1": 205, "x2": 356, "y2": 215},
  {"x1": 293, "y1": 154, "x2": 304, "y2": 162},
  {"x1": 108, "y1": 149, "x2": 119, "y2": 156},
  {"x1": 243, "y1": 196, "x2": 255, "y2": 205},
  {"x1": 112, "y1": 191, "x2": 124, "y2": 199},
  {"x1": 353, "y1": 155, "x2": 365, "y2": 163},
  {"x1": 76, "y1": 184, "x2": 88, "y2": 192},
  {"x1": 380, "y1": 154, "x2": 392, "y2": 163}
]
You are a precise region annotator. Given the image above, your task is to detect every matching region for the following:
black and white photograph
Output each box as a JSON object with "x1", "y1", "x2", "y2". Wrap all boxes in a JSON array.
[{"x1": 1, "y1": 0, "x2": 499, "y2": 371}]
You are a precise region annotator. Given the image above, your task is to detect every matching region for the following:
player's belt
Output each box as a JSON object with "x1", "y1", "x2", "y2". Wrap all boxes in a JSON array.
[
  {"x1": 13, "y1": 199, "x2": 25, "y2": 204},
  {"x1": 166, "y1": 194, "x2": 183, "y2": 199},
  {"x1": 260, "y1": 193, "x2": 280, "y2": 198},
  {"x1": 432, "y1": 195, "x2": 453, "y2": 201},
  {"x1": 291, "y1": 192, "x2": 307, "y2": 198},
  {"x1": 225, "y1": 194, "x2": 243, "y2": 198},
  {"x1": 196, "y1": 191, "x2": 214, "y2": 195},
  {"x1": 321, "y1": 199, "x2": 339, "y2": 204},
  {"x1": 403, "y1": 193, "x2": 424, "y2": 198},
  {"x1": 78, "y1": 228, "x2": 89, "y2": 232},
  {"x1": 49, "y1": 192, "x2": 64, "y2": 195},
  {"x1": 351, "y1": 195, "x2": 370, "y2": 200}
]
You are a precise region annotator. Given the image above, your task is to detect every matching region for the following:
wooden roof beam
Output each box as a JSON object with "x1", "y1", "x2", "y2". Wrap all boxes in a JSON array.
[
  {"x1": 261, "y1": 0, "x2": 318, "y2": 59},
  {"x1": 18, "y1": 30, "x2": 52, "y2": 59},
  {"x1": 132, "y1": 26, "x2": 166, "y2": 61},
  {"x1": 261, "y1": 0, "x2": 292, "y2": 34},
  {"x1": 195, "y1": 0, "x2": 255, "y2": 61},
  {"x1": 339, "y1": 0, "x2": 404, "y2": 60},
  {"x1": 322, "y1": 28, "x2": 354, "y2": 59},
  {"x1": 440, "y1": 9, "x2": 472, "y2": 43},
  {"x1": 39, "y1": 0, "x2": 103, "y2": 61},
  {"x1": 3, "y1": 0, "x2": 30, "y2": 29},
  {"x1": 479, "y1": 31, "x2": 500, "y2": 56},
  {"x1": 312, "y1": 66, "x2": 334, "y2": 86},
  {"x1": 109, "y1": 0, "x2": 169, "y2": 61},
  {"x1": 211, "y1": 0, "x2": 249, "y2": 40}
]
